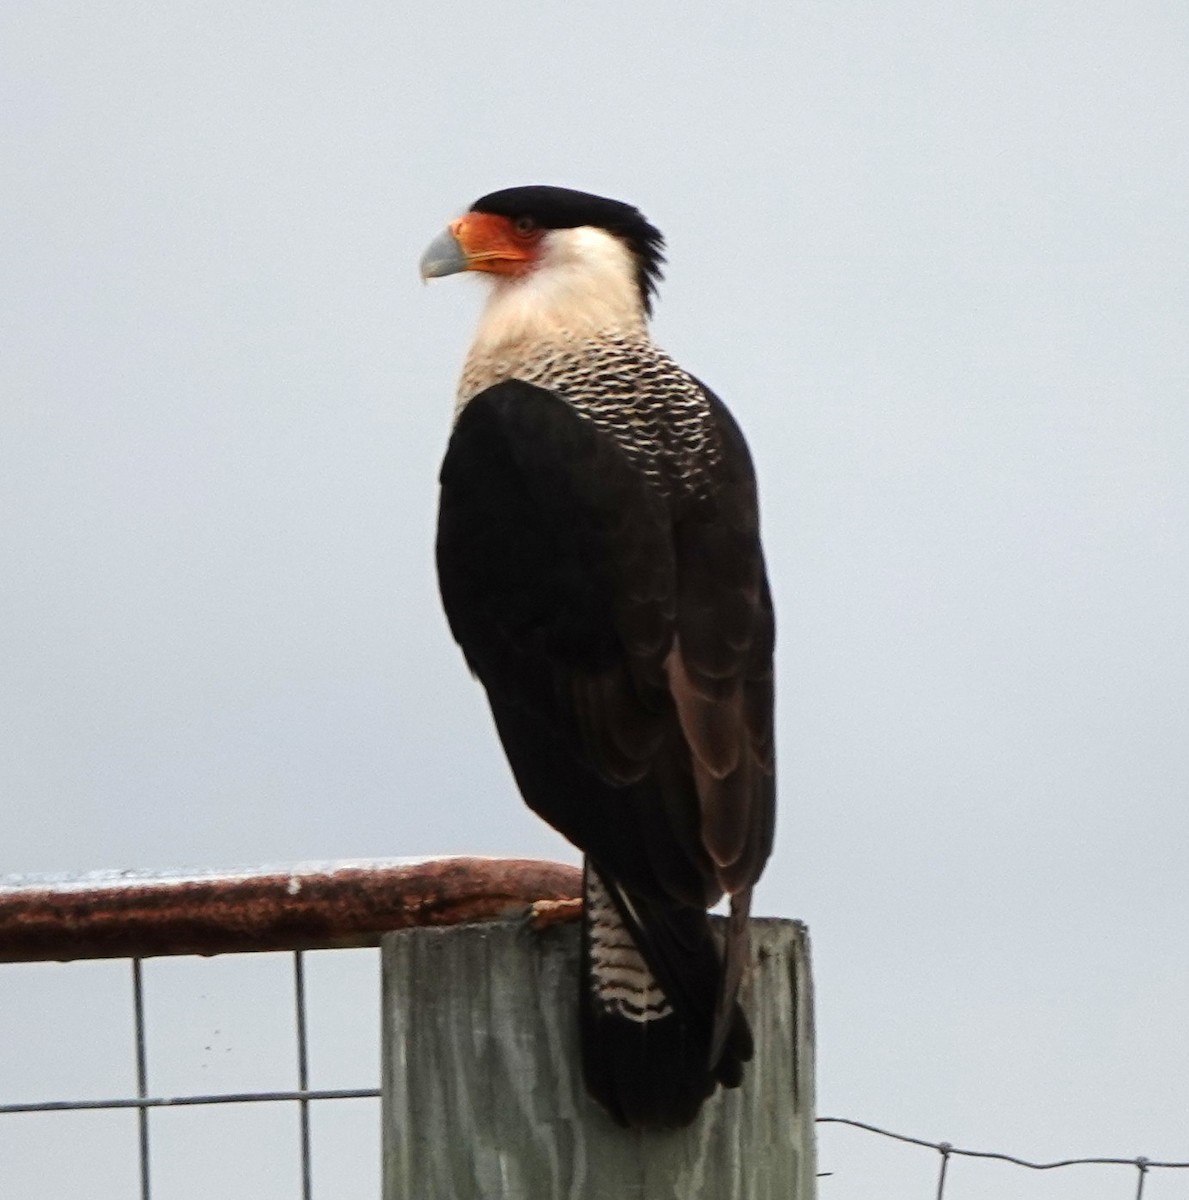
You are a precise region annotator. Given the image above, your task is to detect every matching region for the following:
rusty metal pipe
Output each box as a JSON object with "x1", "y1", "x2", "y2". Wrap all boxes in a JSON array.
[{"x1": 0, "y1": 857, "x2": 581, "y2": 963}]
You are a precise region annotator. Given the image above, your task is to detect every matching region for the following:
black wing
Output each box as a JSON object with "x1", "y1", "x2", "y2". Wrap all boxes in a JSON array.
[{"x1": 436, "y1": 378, "x2": 774, "y2": 1125}]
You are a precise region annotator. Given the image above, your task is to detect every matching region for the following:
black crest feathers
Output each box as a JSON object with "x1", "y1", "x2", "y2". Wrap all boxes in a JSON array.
[{"x1": 471, "y1": 185, "x2": 667, "y2": 315}]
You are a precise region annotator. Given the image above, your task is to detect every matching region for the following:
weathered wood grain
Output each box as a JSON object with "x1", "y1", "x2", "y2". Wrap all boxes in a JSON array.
[{"x1": 382, "y1": 917, "x2": 815, "y2": 1199}]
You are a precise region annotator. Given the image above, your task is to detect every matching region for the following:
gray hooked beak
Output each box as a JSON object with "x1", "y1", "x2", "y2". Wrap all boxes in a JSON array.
[{"x1": 419, "y1": 228, "x2": 469, "y2": 281}]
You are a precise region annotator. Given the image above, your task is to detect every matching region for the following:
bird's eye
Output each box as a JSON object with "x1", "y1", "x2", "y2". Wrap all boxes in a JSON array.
[{"x1": 512, "y1": 215, "x2": 538, "y2": 237}]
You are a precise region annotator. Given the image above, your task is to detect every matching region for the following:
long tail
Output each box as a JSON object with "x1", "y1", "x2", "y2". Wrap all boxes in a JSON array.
[
  {"x1": 578, "y1": 860, "x2": 753, "y2": 1129},
  {"x1": 711, "y1": 887, "x2": 754, "y2": 1066}
]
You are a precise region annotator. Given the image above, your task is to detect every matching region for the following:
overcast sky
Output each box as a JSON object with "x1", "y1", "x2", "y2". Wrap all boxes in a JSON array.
[{"x1": 2, "y1": 4, "x2": 1188, "y2": 1198}]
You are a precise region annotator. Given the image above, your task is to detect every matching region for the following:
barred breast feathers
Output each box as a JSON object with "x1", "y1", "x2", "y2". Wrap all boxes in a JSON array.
[
  {"x1": 459, "y1": 334, "x2": 720, "y2": 495},
  {"x1": 453, "y1": 225, "x2": 721, "y2": 492}
]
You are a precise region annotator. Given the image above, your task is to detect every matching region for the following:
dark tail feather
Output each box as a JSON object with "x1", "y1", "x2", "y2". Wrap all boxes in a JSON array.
[
  {"x1": 579, "y1": 862, "x2": 752, "y2": 1129},
  {"x1": 711, "y1": 887, "x2": 753, "y2": 1068}
]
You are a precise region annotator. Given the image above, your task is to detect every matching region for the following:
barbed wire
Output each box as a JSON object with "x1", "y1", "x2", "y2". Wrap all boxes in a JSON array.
[{"x1": 817, "y1": 1116, "x2": 1189, "y2": 1199}]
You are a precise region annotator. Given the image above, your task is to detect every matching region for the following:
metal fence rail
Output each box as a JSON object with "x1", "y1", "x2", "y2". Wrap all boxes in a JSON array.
[
  {"x1": 0, "y1": 857, "x2": 582, "y2": 963},
  {"x1": 0, "y1": 858, "x2": 581, "y2": 1200}
]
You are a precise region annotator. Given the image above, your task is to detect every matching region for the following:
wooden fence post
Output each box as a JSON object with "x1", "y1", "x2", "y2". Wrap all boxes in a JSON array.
[{"x1": 381, "y1": 916, "x2": 815, "y2": 1199}]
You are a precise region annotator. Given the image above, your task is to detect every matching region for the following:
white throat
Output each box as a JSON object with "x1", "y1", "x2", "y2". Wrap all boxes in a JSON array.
[{"x1": 466, "y1": 226, "x2": 649, "y2": 364}]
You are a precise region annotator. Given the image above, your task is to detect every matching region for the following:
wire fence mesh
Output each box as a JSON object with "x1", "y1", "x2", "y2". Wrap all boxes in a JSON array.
[
  {"x1": 0, "y1": 858, "x2": 578, "y2": 1199},
  {"x1": 2, "y1": 862, "x2": 1186, "y2": 1199},
  {"x1": 0, "y1": 950, "x2": 380, "y2": 1200}
]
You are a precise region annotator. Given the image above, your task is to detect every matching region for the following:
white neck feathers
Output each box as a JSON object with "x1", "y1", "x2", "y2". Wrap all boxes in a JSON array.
[{"x1": 466, "y1": 226, "x2": 649, "y2": 363}]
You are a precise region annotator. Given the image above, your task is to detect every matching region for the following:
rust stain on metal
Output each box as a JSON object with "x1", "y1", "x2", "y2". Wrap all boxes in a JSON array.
[{"x1": 0, "y1": 858, "x2": 582, "y2": 964}]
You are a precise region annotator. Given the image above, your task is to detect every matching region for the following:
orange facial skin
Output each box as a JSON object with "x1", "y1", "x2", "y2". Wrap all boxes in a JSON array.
[{"x1": 451, "y1": 212, "x2": 544, "y2": 276}]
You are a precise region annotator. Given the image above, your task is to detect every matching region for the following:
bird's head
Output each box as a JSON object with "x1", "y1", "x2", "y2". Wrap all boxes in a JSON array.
[{"x1": 420, "y1": 186, "x2": 666, "y2": 343}]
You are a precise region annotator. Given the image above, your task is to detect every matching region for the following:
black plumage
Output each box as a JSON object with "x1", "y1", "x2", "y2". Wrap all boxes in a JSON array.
[{"x1": 429, "y1": 187, "x2": 775, "y2": 1129}]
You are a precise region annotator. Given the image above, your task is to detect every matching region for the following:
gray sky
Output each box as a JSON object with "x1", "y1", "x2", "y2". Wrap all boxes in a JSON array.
[{"x1": 2, "y1": 4, "x2": 1188, "y2": 1197}]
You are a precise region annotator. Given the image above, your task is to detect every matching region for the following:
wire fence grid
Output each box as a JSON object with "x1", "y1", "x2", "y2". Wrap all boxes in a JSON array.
[
  {"x1": 0, "y1": 950, "x2": 379, "y2": 1200},
  {"x1": 0, "y1": 857, "x2": 579, "y2": 1199},
  {"x1": 2, "y1": 861, "x2": 1186, "y2": 1199}
]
